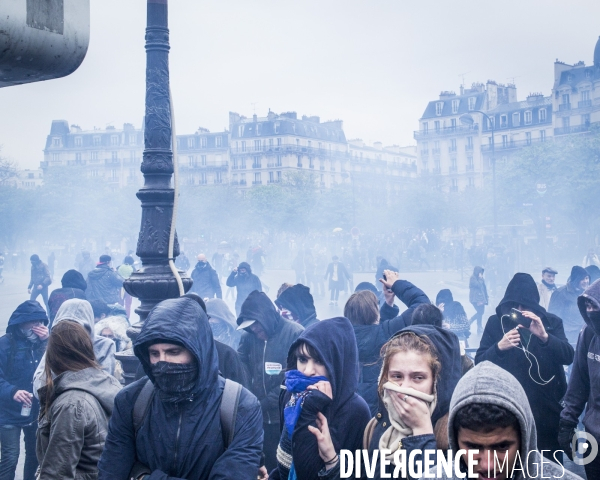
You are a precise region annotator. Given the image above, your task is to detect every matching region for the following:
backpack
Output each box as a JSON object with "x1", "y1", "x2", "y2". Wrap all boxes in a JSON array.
[{"x1": 132, "y1": 377, "x2": 242, "y2": 447}]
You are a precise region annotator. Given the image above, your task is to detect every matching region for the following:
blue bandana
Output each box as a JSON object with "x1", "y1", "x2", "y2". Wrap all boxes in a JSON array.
[{"x1": 283, "y1": 370, "x2": 328, "y2": 437}]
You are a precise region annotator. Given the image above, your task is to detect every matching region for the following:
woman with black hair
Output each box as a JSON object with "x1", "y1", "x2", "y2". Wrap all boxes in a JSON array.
[{"x1": 271, "y1": 317, "x2": 371, "y2": 480}]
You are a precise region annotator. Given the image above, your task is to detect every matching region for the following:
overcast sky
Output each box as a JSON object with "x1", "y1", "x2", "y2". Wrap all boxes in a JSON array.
[{"x1": 1, "y1": 0, "x2": 599, "y2": 169}]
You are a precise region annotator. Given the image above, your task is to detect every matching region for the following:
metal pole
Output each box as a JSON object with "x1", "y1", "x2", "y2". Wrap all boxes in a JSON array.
[
  {"x1": 490, "y1": 121, "x2": 497, "y2": 240},
  {"x1": 117, "y1": 0, "x2": 191, "y2": 384}
]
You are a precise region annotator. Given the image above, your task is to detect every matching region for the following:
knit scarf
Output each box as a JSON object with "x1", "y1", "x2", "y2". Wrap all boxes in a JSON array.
[
  {"x1": 379, "y1": 382, "x2": 436, "y2": 464},
  {"x1": 277, "y1": 370, "x2": 328, "y2": 480}
]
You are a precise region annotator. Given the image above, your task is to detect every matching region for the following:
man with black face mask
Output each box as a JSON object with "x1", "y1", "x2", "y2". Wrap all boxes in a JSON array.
[
  {"x1": 0, "y1": 300, "x2": 49, "y2": 480},
  {"x1": 98, "y1": 296, "x2": 263, "y2": 480},
  {"x1": 190, "y1": 254, "x2": 222, "y2": 300},
  {"x1": 560, "y1": 279, "x2": 600, "y2": 478}
]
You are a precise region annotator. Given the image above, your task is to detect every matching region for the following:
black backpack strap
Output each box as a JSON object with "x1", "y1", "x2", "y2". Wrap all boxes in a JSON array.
[
  {"x1": 133, "y1": 378, "x2": 154, "y2": 437},
  {"x1": 220, "y1": 379, "x2": 242, "y2": 448}
]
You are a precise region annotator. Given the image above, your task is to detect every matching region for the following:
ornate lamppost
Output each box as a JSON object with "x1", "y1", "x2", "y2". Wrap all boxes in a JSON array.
[{"x1": 116, "y1": 0, "x2": 192, "y2": 384}]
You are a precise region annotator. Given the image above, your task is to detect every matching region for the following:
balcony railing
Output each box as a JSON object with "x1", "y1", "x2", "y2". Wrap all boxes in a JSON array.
[
  {"x1": 448, "y1": 146, "x2": 457, "y2": 153},
  {"x1": 252, "y1": 163, "x2": 262, "y2": 169},
  {"x1": 559, "y1": 103, "x2": 571, "y2": 111},
  {"x1": 578, "y1": 99, "x2": 592, "y2": 108},
  {"x1": 554, "y1": 123, "x2": 594, "y2": 135},
  {"x1": 480, "y1": 137, "x2": 548, "y2": 151},
  {"x1": 252, "y1": 180, "x2": 262, "y2": 185},
  {"x1": 414, "y1": 124, "x2": 478, "y2": 140}
]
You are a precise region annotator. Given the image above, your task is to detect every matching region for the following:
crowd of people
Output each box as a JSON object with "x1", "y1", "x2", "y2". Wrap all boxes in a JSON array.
[{"x1": 1, "y1": 247, "x2": 600, "y2": 479}]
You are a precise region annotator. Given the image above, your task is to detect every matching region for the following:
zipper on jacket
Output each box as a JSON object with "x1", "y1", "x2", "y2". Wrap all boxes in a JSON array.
[
  {"x1": 173, "y1": 411, "x2": 183, "y2": 469},
  {"x1": 262, "y1": 340, "x2": 271, "y2": 424}
]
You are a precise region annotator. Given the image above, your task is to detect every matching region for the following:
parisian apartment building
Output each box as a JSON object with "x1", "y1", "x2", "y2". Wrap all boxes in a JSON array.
[{"x1": 40, "y1": 110, "x2": 418, "y2": 192}]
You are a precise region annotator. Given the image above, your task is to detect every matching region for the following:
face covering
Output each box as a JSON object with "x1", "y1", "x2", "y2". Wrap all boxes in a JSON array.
[
  {"x1": 150, "y1": 361, "x2": 198, "y2": 403},
  {"x1": 20, "y1": 327, "x2": 39, "y2": 343},
  {"x1": 588, "y1": 311, "x2": 600, "y2": 336}
]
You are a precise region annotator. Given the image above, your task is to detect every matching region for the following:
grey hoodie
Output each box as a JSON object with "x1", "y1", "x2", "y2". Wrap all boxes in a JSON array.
[
  {"x1": 439, "y1": 361, "x2": 581, "y2": 479},
  {"x1": 36, "y1": 367, "x2": 121, "y2": 479},
  {"x1": 32, "y1": 299, "x2": 116, "y2": 399}
]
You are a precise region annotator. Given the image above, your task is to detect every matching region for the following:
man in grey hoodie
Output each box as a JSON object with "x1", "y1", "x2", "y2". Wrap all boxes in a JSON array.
[
  {"x1": 32, "y1": 299, "x2": 116, "y2": 398},
  {"x1": 437, "y1": 361, "x2": 581, "y2": 479}
]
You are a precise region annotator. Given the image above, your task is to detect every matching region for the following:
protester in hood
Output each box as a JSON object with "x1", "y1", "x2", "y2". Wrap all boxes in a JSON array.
[
  {"x1": 559, "y1": 279, "x2": 600, "y2": 478},
  {"x1": 0, "y1": 300, "x2": 49, "y2": 480},
  {"x1": 47, "y1": 269, "x2": 87, "y2": 326},
  {"x1": 27, "y1": 254, "x2": 52, "y2": 312},
  {"x1": 436, "y1": 289, "x2": 470, "y2": 345},
  {"x1": 275, "y1": 284, "x2": 319, "y2": 328},
  {"x1": 468, "y1": 266, "x2": 488, "y2": 334},
  {"x1": 586, "y1": 264, "x2": 600, "y2": 284},
  {"x1": 206, "y1": 298, "x2": 242, "y2": 350},
  {"x1": 362, "y1": 325, "x2": 462, "y2": 479},
  {"x1": 190, "y1": 254, "x2": 222, "y2": 300},
  {"x1": 475, "y1": 273, "x2": 574, "y2": 458},
  {"x1": 32, "y1": 299, "x2": 116, "y2": 398},
  {"x1": 237, "y1": 291, "x2": 304, "y2": 471},
  {"x1": 227, "y1": 261, "x2": 262, "y2": 315},
  {"x1": 271, "y1": 317, "x2": 371, "y2": 480},
  {"x1": 86, "y1": 255, "x2": 124, "y2": 305},
  {"x1": 549, "y1": 265, "x2": 590, "y2": 344},
  {"x1": 375, "y1": 257, "x2": 398, "y2": 292},
  {"x1": 537, "y1": 267, "x2": 558, "y2": 311},
  {"x1": 436, "y1": 361, "x2": 579, "y2": 480},
  {"x1": 324, "y1": 256, "x2": 350, "y2": 306},
  {"x1": 95, "y1": 316, "x2": 131, "y2": 352},
  {"x1": 36, "y1": 321, "x2": 121, "y2": 479},
  {"x1": 98, "y1": 296, "x2": 263, "y2": 480},
  {"x1": 76, "y1": 250, "x2": 95, "y2": 280}
]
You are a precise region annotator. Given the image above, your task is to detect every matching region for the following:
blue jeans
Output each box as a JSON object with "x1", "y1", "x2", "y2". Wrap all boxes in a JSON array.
[{"x1": 0, "y1": 424, "x2": 38, "y2": 480}]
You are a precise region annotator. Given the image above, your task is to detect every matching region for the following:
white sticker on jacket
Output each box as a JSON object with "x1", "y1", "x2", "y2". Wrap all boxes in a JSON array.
[{"x1": 265, "y1": 362, "x2": 283, "y2": 375}]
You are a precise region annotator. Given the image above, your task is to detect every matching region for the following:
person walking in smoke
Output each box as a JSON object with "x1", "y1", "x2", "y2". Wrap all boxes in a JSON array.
[
  {"x1": 537, "y1": 266, "x2": 558, "y2": 311},
  {"x1": 27, "y1": 254, "x2": 52, "y2": 313},
  {"x1": 190, "y1": 254, "x2": 222, "y2": 300},
  {"x1": 227, "y1": 261, "x2": 262, "y2": 316},
  {"x1": 469, "y1": 266, "x2": 488, "y2": 335},
  {"x1": 86, "y1": 255, "x2": 124, "y2": 306},
  {"x1": 324, "y1": 256, "x2": 350, "y2": 306},
  {"x1": 76, "y1": 250, "x2": 95, "y2": 281}
]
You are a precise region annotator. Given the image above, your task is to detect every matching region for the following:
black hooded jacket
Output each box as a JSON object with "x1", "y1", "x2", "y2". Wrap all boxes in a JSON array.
[
  {"x1": 475, "y1": 273, "x2": 574, "y2": 452},
  {"x1": 274, "y1": 284, "x2": 319, "y2": 328},
  {"x1": 272, "y1": 317, "x2": 371, "y2": 480},
  {"x1": 190, "y1": 261, "x2": 222, "y2": 299},
  {"x1": 237, "y1": 291, "x2": 304, "y2": 425},
  {"x1": 469, "y1": 266, "x2": 488, "y2": 305},
  {"x1": 562, "y1": 279, "x2": 600, "y2": 441},
  {"x1": 98, "y1": 297, "x2": 263, "y2": 480},
  {"x1": 48, "y1": 270, "x2": 87, "y2": 325},
  {"x1": 353, "y1": 279, "x2": 430, "y2": 415},
  {"x1": 366, "y1": 325, "x2": 462, "y2": 480},
  {"x1": 227, "y1": 262, "x2": 262, "y2": 314}
]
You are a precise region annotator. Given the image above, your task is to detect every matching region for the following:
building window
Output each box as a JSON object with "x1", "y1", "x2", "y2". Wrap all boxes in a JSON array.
[
  {"x1": 501, "y1": 135, "x2": 508, "y2": 148},
  {"x1": 274, "y1": 122, "x2": 280, "y2": 134},
  {"x1": 111, "y1": 169, "x2": 118, "y2": 179},
  {"x1": 450, "y1": 118, "x2": 457, "y2": 129},
  {"x1": 201, "y1": 155, "x2": 207, "y2": 166},
  {"x1": 238, "y1": 125, "x2": 244, "y2": 137},
  {"x1": 277, "y1": 171, "x2": 282, "y2": 182},
  {"x1": 187, "y1": 175, "x2": 195, "y2": 185},
  {"x1": 468, "y1": 97, "x2": 476, "y2": 111},
  {"x1": 240, "y1": 157, "x2": 246, "y2": 169},
  {"x1": 540, "y1": 130, "x2": 546, "y2": 142},
  {"x1": 422, "y1": 122, "x2": 428, "y2": 133},
  {"x1": 582, "y1": 113, "x2": 591, "y2": 126},
  {"x1": 257, "y1": 124, "x2": 262, "y2": 135},
  {"x1": 253, "y1": 156, "x2": 261, "y2": 168},
  {"x1": 451, "y1": 99, "x2": 459, "y2": 114},
  {"x1": 277, "y1": 138, "x2": 282, "y2": 146},
  {"x1": 91, "y1": 169, "x2": 98, "y2": 177},
  {"x1": 525, "y1": 132, "x2": 532, "y2": 145},
  {"x1": 434, "y1": 121, "x2": 440, "y2": 132},
  {"x1": 52, "y1": 137, "x2": 61, "y2": 147},
  {"x1": 188, "y1": 156, "x2": 195, "y2": 167},
  {"x1": 216, "y1": 136, "x2": 222, "y2": 147},
  {"x1": 539, "y1": 108, "x2": 547, "y2": 122},
  {"x1": 201, "y1": 137, "x2": 208, "y2": 148},
  {"x1": 467, "y1": 156, "x2": 474, "y2": 170},
  {"x1": 512, "y1": 112, "x2": 520, "y2": 126},
  {"x1": 75, "y1": 153, "x2": 82, "y2": 162},
  {"x1": 500, "y1": 115, "x2": 508, "y2": 128},
  {"x1": 468, "y1": 177, "x2": 475, "y2": 187},
  {"x1": 297, "y1": 155, "x2": 302, "y2": 168},
  {"x1": 240, "y1": 173, "x2": 246, "y2": 185},
  {"x1": 451, "y1": 178, "x2": 458, "y2": 192},
  {"x1": 187, "y1": 137, "x2": 194, "y2": 148},
  {"x1": 215, "y1": 172, "x2": 222, "y2": 183},
  {"x1": 241, "y1": 141, "x2": 246, "y2": 152},
  {"x1": 276, "y1": 155, "x2": 282, "y2": 167},
  {"x1": 487, "y1": 117, "x2": 495, "y2": 129},
  {"x1": 111, "y1": 135, "x2": 119, "y2": 146},
  {"x1": 111, "y1": 151, "x2": 118, "y2": 161},
  {"x1": 467, "y1": 136, "x2": 473, "y2": 148},
  {"x1": 254, "y1": 172, "x2": 262, "y2": 184},
  {"x1": 91, "y1": 151, "x2": 98, "y2": 161},
  {"x1": 435, "y1": 102, "x2": 444, "y2": 116},
  {"x1": 74, "y1": 137, "x2": 82, "y2": 147},
  {"x1": 269, "y1": 171, "x2": 274, "y2": 183},
  {"x1": 523, "y1": 111, "x2": 532, "y2": 125},
  {"x1": 562, "y1": 94, "x2": 570, "y2": 107},
  {"x1": 254, "y1": 140, "x2": 261, "y2": 151},
  {"x1": 129, "y1": 134, "x2": 137, "y2": 145},
  {"x1": 562, "y1": 117, "x2": 570, "y2": 128},
  {"x1": 449, "y1": 138, "x2": 457, "y2": 152}
]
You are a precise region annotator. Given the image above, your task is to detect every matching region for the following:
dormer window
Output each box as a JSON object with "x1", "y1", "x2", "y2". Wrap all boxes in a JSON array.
[
  {"x1": 524, "y1": 111, "x2": 532, "y2": 125},
  {"x1": 52, "y1": 137, "x2": 61, "y2": 147},
  {"x1": 187, "y1": 137, "x2": 194, "y2": 148},
  {"x1": 500, "y1": 115, "x2": 508, "y2": 128},
  {"x1": 238, "y1": 125, "x2": 244, "y2": 137},
  {"x1": 539, "y1": 108, "x2": 547, "y2": 122},
  {"x1": 436, "y1": 102, "x2": 444, "y2": 116},
  {"x1": 468, "y1": 97, "x2": 476, "y2": 111},
  {"x1": 512, "y1": 112, "x2": 520, "y2": 126},
  {"x1": 74, "y1": 137, "x2": 82, "y2": 147},
  {"x1": 451, "y1": 99, "x2": 459, "y2": 114}
]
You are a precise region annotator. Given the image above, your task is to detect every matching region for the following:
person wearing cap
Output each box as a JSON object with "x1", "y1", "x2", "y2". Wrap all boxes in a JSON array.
[
  {"x1": 549, "y1": 266, "x2": 591, "y2": 345},
  {"x1": 85, "y1": 255, "x2": 124, "y2": 306},
  {"x1": 47, "y1": 269, "x2": 87, "y2": 326},
  {"x1": 0, "y1": 300, "x2": 49, "y2": 480},
  {"x1": 98, "y1": 296, "x2": 263, "y2": 480},
  {"x1": 236, "y1": 291, "x2": 303, "y2": 472},
  {"x1": 475, "y1": 273, "x2": 574, "y2": 459},
  {"x1": 537, "y1": 267, "x2": 558, "y2": 311},
  {"x1": 190, "y1": 254, "x2": 222, "y2": 300},
  {"x1": 27, "y1": 254, "x2": 52, "y2": 313}
]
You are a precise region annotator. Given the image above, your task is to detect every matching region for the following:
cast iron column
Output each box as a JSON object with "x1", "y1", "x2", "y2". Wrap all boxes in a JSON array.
[{"x1": 116, "y1": 0, "x2": 192, "y2": 384}]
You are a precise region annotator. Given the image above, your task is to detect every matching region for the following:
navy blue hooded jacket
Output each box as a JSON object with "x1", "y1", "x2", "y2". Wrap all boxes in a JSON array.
[
  {"x1": 0, "y1": 300, "x2": 48, "y2": 426},
  {"x1": 98, "y1": 297, "x2": 263, "y2": 480},
  {"x1": 271, "y1": 317, "x2": 371, "y2": 480},
  {"x1": 475, "y1": 273, "x2": 574, "y2": 453},
  {"x1": 274, "y1": 284, "x2": 319, "y2": 329},
  {"x1": 366, "y1": 325, "x2": 462, "y2": 480},
  {"x1": 353, "y1": 279, "x2": 430, "y2": 415},
  {"x1": 227, "y1": 262, "x2": 263, "y2": 315}
]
